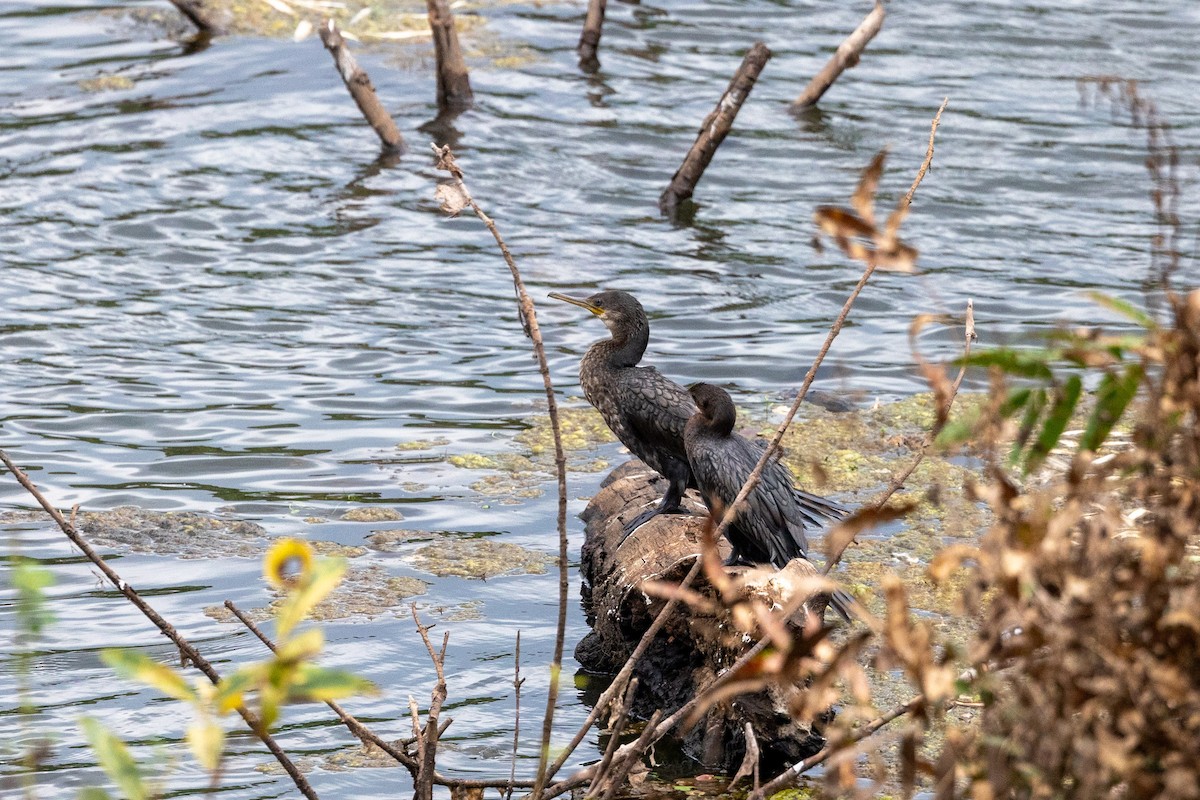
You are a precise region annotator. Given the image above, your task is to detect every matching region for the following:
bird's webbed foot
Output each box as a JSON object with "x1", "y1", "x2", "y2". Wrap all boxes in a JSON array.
[{"x1": 618, "y1": 492, "x2": 691, "y2": 542}]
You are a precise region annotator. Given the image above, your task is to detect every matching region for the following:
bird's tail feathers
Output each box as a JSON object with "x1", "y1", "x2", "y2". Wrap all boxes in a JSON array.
[
  {"x1": 793, "y1": 488, "x2": 849, "y2": 529},
  {"x1": 829, "y1": 588, "x2": 863, "y2": 624}
]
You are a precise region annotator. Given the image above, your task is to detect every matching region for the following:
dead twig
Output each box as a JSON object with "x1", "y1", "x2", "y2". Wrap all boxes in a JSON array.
[
  {"x1": 224, "y1": 600, "x2": 504, "y2": 785},
  {"x1": 727, "y1": 722, "x2": 760, "y2": 792},
  {"x1": 539, "y1": 560, "x2": 702, "y2": 786},
  {"x1": 430, "y1": 145, "x2": 569, "y2": 800},
  {"x1": 412, "y1": 605, "x2": 450, "y2": 800},
  {"x1": 902, "y1": 97, "x2": 949, "y2": 208},
  {"x1": 793, "y1": 1, "x2": 885, "y2": 109},
  {"x1": 585, "y1": 678, "x2": 638, "y2": 798},
  {"x1": 318, "y1": 19, "x2": 405, "y2": 152},
  {"x1": 714, "y1": 98, "x2": 949, "y2": 577},
  {"x1": 659, "y1": 43, "x2": 772, "y2": 215},
  {"x1": 505, "y1": 631, "x2": 525, "y2": 800},
  {"x1": 749, "y1": 695, "x2": 925, "y2": 800},
  {"x1": 0, "y1": 450, "x2": 319, "y2": 800}
]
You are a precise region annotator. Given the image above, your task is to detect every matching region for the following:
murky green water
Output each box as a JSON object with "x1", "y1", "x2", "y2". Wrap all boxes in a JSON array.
[{"x1": 1, "y1": 0, "x2": 1196, "y2": 796}]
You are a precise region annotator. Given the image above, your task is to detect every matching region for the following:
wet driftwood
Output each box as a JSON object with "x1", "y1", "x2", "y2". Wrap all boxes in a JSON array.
[
  {"x1": 793, "y1": 1, "x2": 885, "y2": 109},
  {"x1": 318, "y1": 20, "x2": 406, "y2": 152},
  {"x1": 427, "y1": 0, "x2": 474, "y2": 112},
  {"x1": 578, "y1": 0, "x2": 607, "y2": 71},
  {"x1": 167, "y1": 0, "x2": 220, "y2": 34},
  {"x1": 575, "y1": 460, "x2": 831, "y2": 771},
  {"x1": 659, "y1": 42, "x2": 771, "y2": 215}
]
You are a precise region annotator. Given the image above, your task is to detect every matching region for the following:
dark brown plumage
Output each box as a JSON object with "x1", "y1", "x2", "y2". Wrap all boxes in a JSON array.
[
  {"x1": 549, "y1": 290, "x2": 695, "y2": 536},
  {"x1": 684, "y1": 382, "x2": 855, "y2": 621}
]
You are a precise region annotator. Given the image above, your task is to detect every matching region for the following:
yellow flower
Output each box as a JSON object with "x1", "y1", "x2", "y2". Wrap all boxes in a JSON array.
[{"x1": 263, "y1": 538, "x2": 314, "y2": 590}]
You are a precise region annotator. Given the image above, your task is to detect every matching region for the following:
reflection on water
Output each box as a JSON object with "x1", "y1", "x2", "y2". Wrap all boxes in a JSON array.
[{"x1": 0, "y1": 0, "x2": 1196, "y2": 796}]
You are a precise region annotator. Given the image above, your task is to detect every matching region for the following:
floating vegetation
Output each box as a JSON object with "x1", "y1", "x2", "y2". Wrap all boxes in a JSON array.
[
  {"x1": 256, "y1": 740, "x2": 406, "y2": 776},
  {"x1": 339, "y1": 506, "x2": 404, "y2": 522},
  {"x1": 395, "y1": 437, "x2": 450, "y2": 452},
  {"x1": 73, "y1": 506, "x2": 269, "y2": 559},
  {"x1": 206, "y1": 564, "x2": 427, "y2": 624},
  {"x1": 429, "y1": 599, "x2": 484, "y2": 621},
  {"x1": 443, "y1": 404, "x2": 614, "y2": 502},
  {"x1": 364, "y1": 528, "x2": 439, "y2": 552},
  {"x1": 78, "y1": 74, "x2": 135, "y2": 92},
  {"x1": 115, "y1": 0, "x2": 542, "y2": 70},
  {"x1": 411, "y1": 538, "x2": 551, "y2": 579}
]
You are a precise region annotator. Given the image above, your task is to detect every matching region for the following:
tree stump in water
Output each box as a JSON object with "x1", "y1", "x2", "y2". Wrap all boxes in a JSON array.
[{"x1": 575, "y1": 460, "x2": 832, "y2": 772}]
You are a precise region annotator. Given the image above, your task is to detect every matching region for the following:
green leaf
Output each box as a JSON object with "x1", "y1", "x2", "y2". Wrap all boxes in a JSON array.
[
  {"x1": 79, "y1": 716, "x2": 148, "y2": 800},
  {"x1": 998, "y1": 387, "x2": 1033, "y2": 419},
  {"x1": 77, "y1": 789, "x2": 113, "y2": 800},
  {"x1": 1025, "y1": 374, "x2": 1082, "y2": 473},
  {"x1": 275, "y1": 557, "x2": 346, "y2": 641},
  {"x1": 187, "y1": 719, "x2": 226, "y2": 772},
  {"x1": 960, "y1": 348, "x2": 1055, "y2": 381},
  {"x1": 1086, "y1": 291, "x2": 1157, "y2": 329},
  {"x1": 214, "y1": 665, "x2": 261, "y2": 713},
  {"x1": 288, "y1": 665, "x2": 378, "y2": 702},
  {"x1": 934, "y1": 416, "x2": 976, "y2": 448},
  {"x1": 101, "y1": 649, "x2": 197, "y2": 704},
  {"x1": 276, "y1": 627, "x2": 324, "y2": 664},
  {"x1": 13, "y1": 558, "x2": 56, "y2": 635},
  {"x1": 1080, "y1": 364, "x2": 1144, "y2": 453},
  {"x1": 1010, "y1": 388, "x2": 1047, "y2": 466}
]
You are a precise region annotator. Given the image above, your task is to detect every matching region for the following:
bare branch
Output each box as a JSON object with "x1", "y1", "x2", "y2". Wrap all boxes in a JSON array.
[
  {"x1": 793, "y1": 2, "x2": 885, "y2": 109},
  {"x1": 902, "y1": 97, "x2": 949, "y2": 209},
  {"x1": 0, "y1": 450, "x2": 319, "y2": 800},
  {"x1": 430, "y1": 145, "x2": 569, "y2": 800},
  {"x1": 660, "y1": 43, "x2": 771, "y2": 214},
  {"x1": 714, "y1": 97, "x2": 950, "y2": 582},
  {"x1": 506, "y1": 631, "x2": 525, "y2": 800},
  {"x1": 318, "y1": 19, "x2": 405, "y2": 152},
  {"x1": 749, "y1": 695, "x2": 925, "y2": 799},
  {"x1": 540, "y1": 560, "x2": 702, "y2": 785},
  {"x1": 577, "y1": 0, "x2": 606, "y2": 70}
]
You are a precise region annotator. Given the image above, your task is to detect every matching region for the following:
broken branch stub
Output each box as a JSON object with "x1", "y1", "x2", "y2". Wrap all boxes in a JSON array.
[
  {"x1": 167, "y1": 0, "x2": 220, "y2": 34},
  {"x1": 659, "y1": 42, "x2": 772, "y2": 215},
  {"x1": 578, "y1": 0, "x2": 607, "y2": 71},
  {"x1": 793, "y1": 1, "x2": 885, "y2": 109},
  {"x1": 427, "y1": 0, "x2": 474, "y2": 112},
  {"x1": 318, "y1": 20, "x2": 405, "y2": 152}
]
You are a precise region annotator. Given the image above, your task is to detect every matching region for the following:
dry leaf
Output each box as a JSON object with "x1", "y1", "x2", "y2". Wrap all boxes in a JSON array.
[{"x1": 435, "y1": 182, "x2": 469, "y2": 216}]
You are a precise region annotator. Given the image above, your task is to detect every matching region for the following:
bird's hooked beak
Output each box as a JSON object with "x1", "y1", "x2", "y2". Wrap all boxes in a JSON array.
[{"x1": 548, "y1": 292, "x2": 603, "y2": 316}]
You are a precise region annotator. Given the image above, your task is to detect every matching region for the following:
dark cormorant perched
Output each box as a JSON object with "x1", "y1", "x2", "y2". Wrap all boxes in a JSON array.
[
  {"x1": 549, "y1": 290, "x2": 696, "y2": 535},
  {"x1": 684, "y1": 382, "x2": 856, "y2": 621}
]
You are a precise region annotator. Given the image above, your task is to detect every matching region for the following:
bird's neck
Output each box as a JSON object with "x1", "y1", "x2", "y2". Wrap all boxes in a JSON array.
[
  {"x1": 707, "y1": 403, "x2": 737, "y2": 437},
  {"x1": 600, "y1": 321, "x2": 648, "y2": 368}
]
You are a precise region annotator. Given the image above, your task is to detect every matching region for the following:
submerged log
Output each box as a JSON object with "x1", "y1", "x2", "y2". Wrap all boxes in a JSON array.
[
  {"x1": 427, "y1": 0, "x2": 474, "y2": 112},
  {"x1": 658, "y1": 42, "x2": 772, "y2": 216},
  {"x1": 167, "y1": 0, "x2": 221, "y2": 34},
  {"x1": 577, "y1": 0, "x2": 607, "y2": 71},
  {"x1": 319, "y1": 20, "x2": 406, "y2": 152},
  {"x1": 792, "y1": 1, "x2": 885, "y2": 109},
  {"x1": 576, "y1": 460, "x2": 833, "y2": 771}
]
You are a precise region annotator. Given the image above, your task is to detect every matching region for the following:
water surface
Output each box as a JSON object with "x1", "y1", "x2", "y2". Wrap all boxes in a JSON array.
[{"x1": 1, "y1": 0, "x2": 1197, "y2": 796}]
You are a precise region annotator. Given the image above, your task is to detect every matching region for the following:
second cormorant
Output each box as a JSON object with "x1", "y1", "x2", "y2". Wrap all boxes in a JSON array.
[
  {"x1": 549, "y1": 290, "x2": 696, "y2": 536},
  {"x1": 684, "y1": 382, "x2": 856, "y2": 621}
]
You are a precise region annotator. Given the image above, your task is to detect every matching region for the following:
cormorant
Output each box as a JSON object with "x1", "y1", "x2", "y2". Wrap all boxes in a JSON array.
[
  {"x1": 684, "y1": 382, "x2": 856, "y2": 621},
  {"x1": 549, "y1": 290, "x2": 696, "y2": 536}
]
